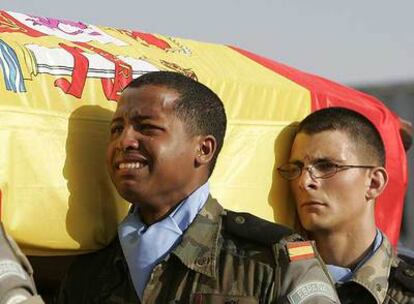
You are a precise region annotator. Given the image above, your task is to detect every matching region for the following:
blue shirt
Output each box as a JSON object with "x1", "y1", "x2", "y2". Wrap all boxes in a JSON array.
[
  {"x1": 118, "y1": 182, "x2": 209, "y2": 301},
  {"x1": 327, "y1": 229, "x2": 383, "y2": 284}
]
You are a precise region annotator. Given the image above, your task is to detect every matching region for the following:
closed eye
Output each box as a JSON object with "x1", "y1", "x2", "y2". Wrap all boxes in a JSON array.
[
  {"x1": 110, "y1": 124, "x2": 123, "y2": 135},
  {"x1": 290, "y1": 160, "x2": 304, "y2": 168},
  {"x1": 135, "y1": 123, "x2": 164, "y2": 135}
]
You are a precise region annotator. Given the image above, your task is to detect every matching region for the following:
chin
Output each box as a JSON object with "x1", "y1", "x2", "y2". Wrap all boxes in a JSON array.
[
  {"x1": 116, "y1": 184, "x2": 143, "y2": 204},
  {"x1": 300, "y1": 217, "x2": 326, "y2": 232}
]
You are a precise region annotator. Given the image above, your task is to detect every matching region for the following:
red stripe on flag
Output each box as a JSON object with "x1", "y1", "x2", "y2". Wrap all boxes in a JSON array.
[
  {"x1": 290, "y1": 253, "x2": 315, "y2": 262},
  {"x1": 287, "y1": 241, "x2": 313, "y2": 249}
]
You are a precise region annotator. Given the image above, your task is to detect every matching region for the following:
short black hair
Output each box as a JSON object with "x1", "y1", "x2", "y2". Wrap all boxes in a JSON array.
[
  {"x1": 297, "y1": 107, "x2": 386, "y2": 166},
  {"x1": 125, "y1": 71, "x2": 227, "y2": 175}
]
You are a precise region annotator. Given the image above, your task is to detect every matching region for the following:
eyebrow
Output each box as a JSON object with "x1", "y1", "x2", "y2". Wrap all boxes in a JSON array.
[
  {"x1": 110, "y1": 116, "x2": 123, "y2": 125},
  {"x1": 129, "y1": 114, "x2": 153, "y2": 122},
  {"x1": 288, "y1": 157, "x2": 342, "y2": 164},
  {"x1": 313, "y1": 157, "x2": 336, "y2": 163},
  {"x1": 313, "y1": 157, "x2": 346, "y2": 164},
  {"x1": 110, "y1": 114, "x2": 154, "y2": 125}
]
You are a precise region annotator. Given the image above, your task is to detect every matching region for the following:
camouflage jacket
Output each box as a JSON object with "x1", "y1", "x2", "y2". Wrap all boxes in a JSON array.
[
  {"x1": 57, "y1": 197, "x2": 339, "y2": 303},
  {"x1": 337, "y1": 232, "x2": 414, "y2": 304},
  {"x1": 0, "y1": 223, "x2": 44, "y2": 304}
]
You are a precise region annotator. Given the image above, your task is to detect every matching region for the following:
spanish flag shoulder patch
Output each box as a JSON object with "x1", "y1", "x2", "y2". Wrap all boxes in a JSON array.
[{"x1": 287, "y1": 241, "x2": 315, "y2": 262}]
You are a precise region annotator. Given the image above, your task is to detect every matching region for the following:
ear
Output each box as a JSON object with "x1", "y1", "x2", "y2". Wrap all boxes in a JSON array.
[
  {"x1": 195, "y1": 135, "x2": 217, "y2": 167},
  {"x1": 366, "y1": 167, "x2": 388, "y2": 200}
]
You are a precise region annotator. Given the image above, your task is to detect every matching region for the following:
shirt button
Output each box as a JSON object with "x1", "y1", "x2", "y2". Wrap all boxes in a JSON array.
[
  {"x1": 403, "y1": 268, "x2": 414, "y2": 277},
  {"x1": 196, "y1": 256, "x2": 210, "y2": 266},
  {"x1": 234, "y1": 215, "x2": 245, "y2": 224}
]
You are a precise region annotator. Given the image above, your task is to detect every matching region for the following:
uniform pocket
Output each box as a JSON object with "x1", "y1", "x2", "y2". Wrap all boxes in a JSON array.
[{"x1": 191, "y1": 293, "x2": 259, "y2": 304}]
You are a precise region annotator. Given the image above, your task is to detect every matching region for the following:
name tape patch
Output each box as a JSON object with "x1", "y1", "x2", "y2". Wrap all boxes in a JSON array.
[
  {"x1": 0, "y1": 260, "x2": 27, "y2": 281},
  {"x1": 287, "y1": 241, "x2": 315, "y2": 261},
  {"x1": 288, "y1": 281, "x2": 337, "y2": 304}
]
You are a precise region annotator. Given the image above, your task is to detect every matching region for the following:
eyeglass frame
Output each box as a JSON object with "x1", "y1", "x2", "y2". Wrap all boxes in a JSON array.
[{"x1": 277, "y1": 161, "x2": 376, "y2": 181}]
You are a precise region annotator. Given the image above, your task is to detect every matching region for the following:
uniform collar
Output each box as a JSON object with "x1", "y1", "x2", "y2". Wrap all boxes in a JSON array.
[
  {"x1": 349, "y1": 231, "x2": 394, "y2": 303},
  {"x1": 171, "y1": 195, "x2": 223, "y2": 278}
]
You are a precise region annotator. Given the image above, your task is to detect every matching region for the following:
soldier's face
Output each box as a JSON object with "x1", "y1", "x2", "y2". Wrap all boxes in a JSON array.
[
  {"x1": 106, "y1": 85, "x2": 200, "y2": 207},
  {"x1": 288, "y1": 130, "x2": 372, "y2": 233}
]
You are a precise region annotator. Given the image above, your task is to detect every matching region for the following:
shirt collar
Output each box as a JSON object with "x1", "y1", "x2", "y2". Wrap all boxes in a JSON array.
[
  {"x1": 169, "y1": 182, "x2": 210, "y2": 233},
  {"x1": 120, "y1": 182, "x2": 210, "y2": 236},
  {"x1": 171, "y1": 195, "x2": 223, "y2": 278}
]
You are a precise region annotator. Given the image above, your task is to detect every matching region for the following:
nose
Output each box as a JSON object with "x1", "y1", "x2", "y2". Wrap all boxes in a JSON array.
[
  {"x1": 118, "y1": 126, "x2": 139, "y2": 151},
  {"x1": 298, "y1": 165, "x2": 318, "y2": 190}
]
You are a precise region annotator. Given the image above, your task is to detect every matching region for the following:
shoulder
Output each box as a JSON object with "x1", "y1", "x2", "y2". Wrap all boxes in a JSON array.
[
  {"x1": 68, "y1": 240, "x2": 120, "y2": 277},
  {"x1": 221, "y1": 211, "x2": 339, "y2": 302},
  {"x1": 390, "y1": 257, "x2": 414, "y2": 293},
  {"x1": 223, "y1": 209, "x2": 295, "y2": 246},
  {"x1": 71, "y1": 237, "x2": 122, "y2": 268},
  {"x1": 57, "y1": 237, "x2": 125, "y2": 302}
]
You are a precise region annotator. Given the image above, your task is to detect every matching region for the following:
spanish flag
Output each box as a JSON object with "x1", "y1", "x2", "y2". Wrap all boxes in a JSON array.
[
  {"x1": 0, "y1": 10, "x2": 407, "y2": 255},
  {"x1": 287, "y1": 242, "x2": 315, "y2": 262}
]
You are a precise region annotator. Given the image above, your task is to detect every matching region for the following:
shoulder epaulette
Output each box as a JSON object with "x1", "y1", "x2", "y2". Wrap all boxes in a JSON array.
[
  {"x1": 394, "y1": 258, "x2": 414, "y2": 292},
  {"x1": 225, "y1": 210, "x2": 293, "y2": 246}
]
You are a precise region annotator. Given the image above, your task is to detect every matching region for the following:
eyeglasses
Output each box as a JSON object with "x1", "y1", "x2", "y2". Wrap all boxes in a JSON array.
[{"x1": 277, "y1": 161, "x2": 376, "y2": 181}]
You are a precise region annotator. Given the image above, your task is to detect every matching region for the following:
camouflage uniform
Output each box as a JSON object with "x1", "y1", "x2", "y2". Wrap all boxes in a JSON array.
[
  {"x1": 337, "y1": 232, "x2": 414, "y2": 304},
  {"x1": 57, "y1": 197, "x2": 339, "y2": 303}
]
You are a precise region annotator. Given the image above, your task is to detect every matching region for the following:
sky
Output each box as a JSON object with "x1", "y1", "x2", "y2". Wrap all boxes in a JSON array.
[{"x1": 2, "y1": 0, "x2": 414, "y2": 86}]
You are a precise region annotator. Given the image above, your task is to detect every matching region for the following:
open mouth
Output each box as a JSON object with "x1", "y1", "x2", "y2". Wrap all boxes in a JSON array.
[
  {"x1": 117, "y1": 161, "x2": 146, "y2": 170},
  {"x1": 118, "y1": 162, "x2": 144, "y2": 169}
]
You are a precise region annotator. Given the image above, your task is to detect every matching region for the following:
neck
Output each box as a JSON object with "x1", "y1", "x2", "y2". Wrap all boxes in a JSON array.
[
  {"x1": 138, "y1": 204, "x2": 178, "y2": 226},
  {"x1": 137, "y1": 178, "x2": 208, "y2": 225},
  {"x1": 309, "y1": 218, "x2": 377, "y2": 268}
]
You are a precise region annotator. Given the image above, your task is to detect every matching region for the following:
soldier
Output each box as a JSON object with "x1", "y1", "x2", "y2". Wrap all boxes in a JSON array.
[
  {"x1": 0, "y1": 223, "x2": 44, "y2": 304},
  {"x1": 58, "y1": 71, "x2": 339, "y2": 303},
  {"x1": 278, "y1": 107, "x2": 414, "y2": 303}
]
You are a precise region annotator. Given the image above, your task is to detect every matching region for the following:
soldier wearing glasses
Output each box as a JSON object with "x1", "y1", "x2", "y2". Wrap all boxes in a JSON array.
[{"x1": 278, "y1": 107, "x2": 414, "y2": 304}]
